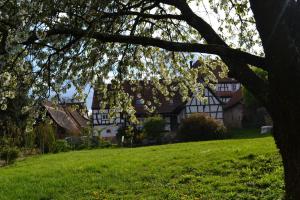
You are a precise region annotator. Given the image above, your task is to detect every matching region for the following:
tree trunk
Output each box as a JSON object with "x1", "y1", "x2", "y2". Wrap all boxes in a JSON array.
[
  {"x1": 249, "y1": 1, "x2": 300, "y2": 198},
  {"x1": 273, "y1": 116, "x2": 300, "y2": 199}
]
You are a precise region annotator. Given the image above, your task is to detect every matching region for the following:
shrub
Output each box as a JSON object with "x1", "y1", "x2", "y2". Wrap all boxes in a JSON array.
[
  {"x1": 177, "y1": 113, "x2": 228, "y2": 141},
  {"x1": 65, "y1": 136, "x2": 81, "y2": 149},
  {"x1": 143, "y1": 116, "x2": 166, "y2": 141},
  {"x1": 64, "y1": 136, "x2": 101, "y2": 150},
  {"x1": 117, "y1": 126, "x2": 144, "y2": 146},
  {"x1": 88, "y1": 136, "x2": 100, "y2": 148},
  {"x1": 98, "y1": 138, "x2": 113, "y2": 148},
  {"x1": 117, "y1": 126, "x2": 134, "y2": 146},
  {"x1": 34, "y1": 123, "x2": 56, "y2": 153},
  {"x1": 0, "y1": 146, "x2": 19, "y2": 165},
  {"x1": 52, "y1": 140, "x2": 71, "y2": 153},
  {"x1": 23, "y1": 130, "x2": 36, "y2": 149}
]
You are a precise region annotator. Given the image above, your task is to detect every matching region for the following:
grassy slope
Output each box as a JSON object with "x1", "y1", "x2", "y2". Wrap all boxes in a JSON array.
[{"x1": 0, "y1": 130, "x2": 284, "y2": 200}]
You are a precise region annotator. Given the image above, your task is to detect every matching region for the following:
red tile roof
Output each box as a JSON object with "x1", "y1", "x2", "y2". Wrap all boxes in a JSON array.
[
  {"x1": 192, "y1": 61, "x2": 238, "y2": 83},
  {"x1": 215, "y1": 91, "x2": 235, "y2": 98},
  {"x1": 223, "y1": 88, "x2": 243, "y2": 110}
]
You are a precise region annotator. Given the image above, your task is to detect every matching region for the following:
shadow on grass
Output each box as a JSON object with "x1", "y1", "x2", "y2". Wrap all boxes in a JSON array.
[{"x1": 229, "y1": 128, "x2": 272, "y2": 140}]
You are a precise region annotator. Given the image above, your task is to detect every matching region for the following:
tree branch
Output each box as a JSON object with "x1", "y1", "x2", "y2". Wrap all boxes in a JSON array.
[
  {"x1": 156, "y1": 0, "x2": 270, "y2": 107},
  {"x1": 99, "y1": 11, "x2": 184, "y2": 21},
  {"x1": 0, "y1": 25, "x2": 8, "y2": 55},
  {"x1": 23, "y1": 27, "x2": 266, "y2": 68}
]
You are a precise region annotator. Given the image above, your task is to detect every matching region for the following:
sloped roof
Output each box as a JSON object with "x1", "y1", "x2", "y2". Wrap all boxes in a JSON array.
[
  {"x1": 92, "y1": 81, "x2": 185, "y2": 115},
  {"x1": 92, "y1": 80, "x2": 223, "y2": 115},
  {"x1": 216, "y1": 91, "x2": 235, "y2": 98},
  {"x1": 223, "y1": 88, "x2": 243, "y2": 110},
  {"x1": 43, "y1": 101, "x2": 89, "y2": 133},
  {"x1": 192, "y1": 61, "x2": 238, "y2": 83}
]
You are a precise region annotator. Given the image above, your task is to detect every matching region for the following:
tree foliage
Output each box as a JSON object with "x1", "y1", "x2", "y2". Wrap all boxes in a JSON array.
[
  {"x1": 143, "y1": 116, "x2": 166, "y2": 139},
  {"x1": 2, "y1": 1, "x2": 300, "y2": 197},
  {"x1": 178, "y1": 113, "x2": 227, "y2": 141},
  {"x1": 243, "y1": 67, "x2": 268, "y2": 108},
  {"x1": 0, "y1": 0, "x2": 265, "y2": 122}
]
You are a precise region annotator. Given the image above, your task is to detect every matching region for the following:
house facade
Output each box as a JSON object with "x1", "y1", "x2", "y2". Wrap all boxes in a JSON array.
[
  {"x1": 216, "y1": 78, "x2": 241, "y2": 103},
  {"x1": 223, "y1": 88, "x2": 244, "y2": 128},
  {"x1": 92, "y1": 82, "x2": 224, "y2": 139},
  {"x1": 92, "y1": 61, "x2": 246, "y2": 139},
  {"x1": 214, "y1": 71, "x2": 244, "y2": 128}
]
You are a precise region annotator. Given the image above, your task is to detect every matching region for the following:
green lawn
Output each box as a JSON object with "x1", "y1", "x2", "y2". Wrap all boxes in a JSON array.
[{"x1": 0, "y1": 130, "x2": 284, "y2": 200}]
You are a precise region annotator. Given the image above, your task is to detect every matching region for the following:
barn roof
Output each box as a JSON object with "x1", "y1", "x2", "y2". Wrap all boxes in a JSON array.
[{"x1": 43, "y1": 101, "x2": 89, "y2": 133}]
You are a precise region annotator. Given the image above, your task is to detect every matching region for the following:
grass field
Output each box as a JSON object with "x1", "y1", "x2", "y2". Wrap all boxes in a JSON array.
[{"x1": 0, "y1": 130, "x2": 284, "y2": 200}]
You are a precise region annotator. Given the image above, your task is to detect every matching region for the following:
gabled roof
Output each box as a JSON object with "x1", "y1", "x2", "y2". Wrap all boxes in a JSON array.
[
  {"x1": 216, "y1": 91, "x2": 235, "y2": 98},
  {"x1": 192, "y1": 61, "x2": 238, "y2": 83},
  {"x1": 43, "y1": 101, "x2": 89, "y2": 133},
  {"x1": 223, "y1": 88, "x2": 243, "y2": 110},
  {"x1": 92, "y1": 81, "x2": 184, "y2": 115},
  {"x1": 92, "y1": 79, "x2": 223, "y2": 115}
]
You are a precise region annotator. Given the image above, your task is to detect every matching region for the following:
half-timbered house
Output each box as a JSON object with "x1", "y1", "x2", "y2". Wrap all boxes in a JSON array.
[
  {"x1": 92, "y1": 81, "x2": 223, "y2": 139},
  {"x1": 223, "y1": 88, "x2": 244, "y2": 128},
  {"x1": 191, "y1": 60, "x2": 241, "y2": 104},
  {"x1": 215, "y1": 78, "x2": 241, "y2": 103}
]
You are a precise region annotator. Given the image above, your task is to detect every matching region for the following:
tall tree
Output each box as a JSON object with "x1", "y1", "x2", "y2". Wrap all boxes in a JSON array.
[{"x1": 1, "y1": 0, "x2": 300, "y2": 198}]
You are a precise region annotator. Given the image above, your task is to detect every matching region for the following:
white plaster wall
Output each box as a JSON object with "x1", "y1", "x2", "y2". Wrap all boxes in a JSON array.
[{"x1": 93, "y1": 125, "x2": 119, "y2": 138}]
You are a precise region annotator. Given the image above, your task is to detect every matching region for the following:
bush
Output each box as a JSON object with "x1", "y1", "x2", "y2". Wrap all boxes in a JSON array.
[
  {"x1": 87, "y1": 136, "x2": 100, "y2": 148},
  {"x1": 64, "y1": 136, "x2": 102, "y2": 150},
  {"x1": 117, "y1": 126, "x2": 134, "y2": 146},
  {"x1": 65, "y1": 136, "x2": 81, "y2": 149},
  {"x1": 34, "y1": 123, "x2": 56, "y2": 153},
  {"x1": 177, "y1": 113, "x2": 228, "y2": 141},
  {"x1": 0, "y1": 146, "x2": 19, "y2": 165},
  {"x1": 143, "y1": 116, "x2": 166, "y2": 141},
  {"x1": 98, "y1": 138, "x2": 113, "y2": 148},
  {"x1": 117, "y1": 126, "x2": 144, "y2": 146},
  {"x1": 52, "y1": 140, "x2": 71, "y2": 153}
]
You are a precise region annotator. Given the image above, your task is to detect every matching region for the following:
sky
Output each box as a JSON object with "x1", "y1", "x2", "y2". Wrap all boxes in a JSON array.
[{"x1": 61, "y1": 84, "x2": 94, "y2": 111}]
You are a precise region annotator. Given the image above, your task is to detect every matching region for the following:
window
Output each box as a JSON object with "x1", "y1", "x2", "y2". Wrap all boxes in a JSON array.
[
  {"x1": 217, "y1": 85, "x2": 222, "y2": 91},
  {"x1": 232, "y1": 84, "x2": 236, "y2": 91},
  {"x1": 102, "y1": 114, "x2": 108, "y2": 120}
]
